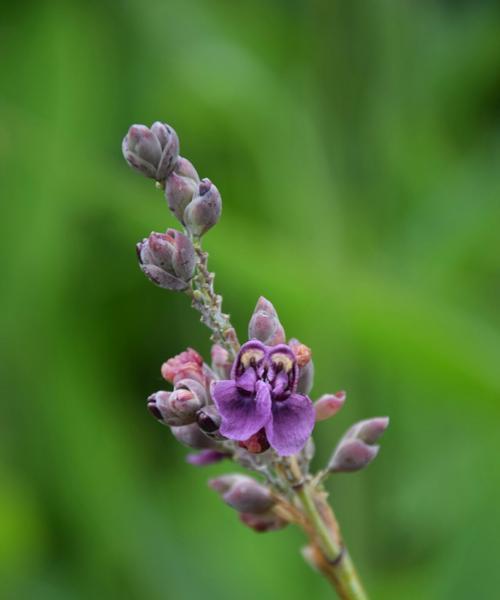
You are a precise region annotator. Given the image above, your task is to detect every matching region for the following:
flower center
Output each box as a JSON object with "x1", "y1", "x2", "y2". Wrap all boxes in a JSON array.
[{"x1": 237, "y1": 347, "x2": 296, "y2": 401}]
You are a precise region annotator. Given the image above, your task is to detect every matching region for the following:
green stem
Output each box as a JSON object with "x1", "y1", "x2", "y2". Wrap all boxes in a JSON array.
[
  {"x1": 297, "y1": 484, "x2": 341, "y2": 560},
  {"x1": 297, "y1": 484, "x2": 368, "y2": 600}
]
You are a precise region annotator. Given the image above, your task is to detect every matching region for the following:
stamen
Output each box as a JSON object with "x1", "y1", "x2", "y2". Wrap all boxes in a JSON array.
[
  {"x1": 270, "y1": 352, "x2": 294, "y2": 373},
  {"x1": 240, "y1": 349, "x2": 265, "y2": 368}
]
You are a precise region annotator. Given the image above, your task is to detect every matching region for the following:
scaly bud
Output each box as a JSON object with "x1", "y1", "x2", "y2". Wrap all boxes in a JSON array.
[
  {"x1": 165, "y1": 171, "x2": 198, "y2": 224},
  {"x1": 248, "y1": 297, "x2": 286, "y2": 345},
  {"x1": 328, "y1": 416, "x2": 389, "y2": 473},
  {"x1": 174, "y1": 156, "x2": 200, "y2": 181},
  {"x1": 183, "y1": 178, "x2": 222, "y2": 237},
  {"x1": 314, "y1": 391, "x2": 346, "y2": 422},
  {"x1": 147, "y1": 379, "x2": 206, "y2": 427},
  {"x1": 122, "y1": 122, "x2": 179, "y2": 181},
  {"x1": 209, "y1": 475, "x2": 275, "y2": 514},
  {"x1": 161, "y1": 348, "x2": 205, "y2": 386},
  {"x1": 137, "y1": 229, "x2": 195, "y2": 291}
]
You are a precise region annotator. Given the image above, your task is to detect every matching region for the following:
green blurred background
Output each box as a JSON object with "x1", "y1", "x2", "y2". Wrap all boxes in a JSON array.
[{"x1": 1, "y1": 0, "x2": 500, "y2": 598}]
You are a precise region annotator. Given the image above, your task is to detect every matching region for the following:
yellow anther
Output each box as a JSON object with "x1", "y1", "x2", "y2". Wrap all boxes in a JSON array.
[
  {"x1": 240, "y1": 349, "x2": 265, "y2": 368},
  {"x1": 270, "y1": 353, "x2": 294, "y2": 373}
]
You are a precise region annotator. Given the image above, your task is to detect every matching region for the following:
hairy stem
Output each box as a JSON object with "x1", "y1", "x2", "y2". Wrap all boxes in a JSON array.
[{"x1": 187, "y1": 239, "x2": 240, "y2": 360}]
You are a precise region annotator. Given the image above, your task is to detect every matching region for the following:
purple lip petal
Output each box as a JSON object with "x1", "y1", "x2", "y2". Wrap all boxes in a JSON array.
[
  {"x1": 265, "y1": 393, "x2": 315, "y2": 456},
  {"x1": 236, "y1": 367, "x2": 257, "y2": 392},
  {"x1": 271, "y1": 370, "x2": 290, "y2": 396},
  {"x1": 212, "y1": 379, "x2": 271, "y2": 441}
]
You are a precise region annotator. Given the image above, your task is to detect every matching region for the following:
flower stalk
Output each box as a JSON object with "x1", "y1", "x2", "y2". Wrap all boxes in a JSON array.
[
  {"x1": 186, "y1": 240, "x2": 240, "y2": 360},
  {"x1": 122, "y1": 120, "x2": 389, "y2": 600}
]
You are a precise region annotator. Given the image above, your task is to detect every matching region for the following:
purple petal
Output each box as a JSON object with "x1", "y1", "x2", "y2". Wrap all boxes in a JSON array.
[
  {"x1": 186, "y1": 450, "x2": 227, "y2": 466},
  {"x1": 271, "y1": 370, "x2": 290, "y2": 396},
  {"x1": 212, "y1": 380, "x2": 271, "y2": 441},
  {"x1": 235, "y1": 367, "x2": 257, "y2": 392},
  {"x1": 265, "y1": 393, "x2": 315, "y2": 456},
  {"x1": 231, "y1": 340, "x2": 267, "y2": 378}
]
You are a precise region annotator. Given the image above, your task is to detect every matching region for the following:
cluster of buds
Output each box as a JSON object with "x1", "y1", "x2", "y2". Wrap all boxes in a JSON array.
[
  {"x1": 123, "y1": 119, "x2": 389, "y2": 598},
  {"x1": 122, "y1": 122, "x2": 179, "y2": 181},
  {"x1": 209, "y1": 475, "x2": 286, "y2": 532},
  {"x1": 136, "y1": 229, "x2": 195, "y2": 291},
  {"x1": 123, "y1": 122, "x2": 223, "y2": 292}
]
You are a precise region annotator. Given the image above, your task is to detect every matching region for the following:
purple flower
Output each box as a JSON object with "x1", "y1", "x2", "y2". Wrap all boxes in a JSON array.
[{"x1": 211, "y1": 340, "x2": 315, "y2": 456}]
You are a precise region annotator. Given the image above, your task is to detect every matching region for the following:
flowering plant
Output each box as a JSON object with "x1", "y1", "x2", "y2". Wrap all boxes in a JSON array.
[{"x1": 123, "y1": 121, "x2": 389, "y2": 599}]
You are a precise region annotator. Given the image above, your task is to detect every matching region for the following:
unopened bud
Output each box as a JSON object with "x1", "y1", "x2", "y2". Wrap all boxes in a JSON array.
[
  {"x1": 328, "y1": 416, "x2": 389, "y2": 473},
  {"x1": 137, "y1": 229, "x2": 195, "y2": 291},
  {"x1": 147, "y1": 379, "x2": 206, "y2": 427},
  {"x1": 248, "y1": 297, "x2": 285, "y2": 345},
  {"x1": 183, "y1": 178, "x2": 222, "y2": 236},
  {"x1": 211, "y1": 344, "x2": 232, "y2": 379},
  {"x1": 170, "y1": 423, "x2": 216, "y2": 449},
  {"x1": 186, "y1": 449, "x2": 227, "y2": 466},
  {"x1": 165, "y1": 171, "x2": 198, "y2": 223},
  {"x1": 196, "y1": 405, "x2": 221, "y2": 434},
  {"x1": 239, "y1": 511, "x2": 287, "y2": 533},
  {"x1": 208, "y1": 474, "x2": 247, "y2": 494},
  {"x1": 174, "y1": 156, "x2": 199, "y2": 181},
  {"x1": 314, "y1": 391, "x2": 346, "y2": 422},
  {"x1": 297, "y1": 360, "x2": 314, "y2": 395},
  {"x1": 122, "y1": 121, "x2": 179, "y2": 181},
  {"x1": 209, "y1": 475, "x2": 275, "y2": 514},
  {"x1": 161, "y1": 348, "x2": 206, "y2": 386},
  {"x1": 289, "y1": 338, "x2": 314, "y2": 394},
  {"x1": 349, "y1": 416, "x2": 390, "y2": 444}
]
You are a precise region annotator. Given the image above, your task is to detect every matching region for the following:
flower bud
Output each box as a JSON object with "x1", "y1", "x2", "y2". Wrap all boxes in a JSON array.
[
  {"x1": 186, "y1": 449, "x2": 227, "y2": 466},
  {"x1": 147, "y1": 391, "x2": 171, "y2": 423},
  {"x1": 328, "y1": 439, "x2": 379, "y2": 473},
  {"x1": 165, "y1": 171, "x2": 198, "y2": 224},
  {"x1": 174, "y1": 156, "x2": 200, "y2": 181},
  {"x1": 314, "y1": 391, "x2": 346, "y2": 422},
  {"x1": 170, "y1": 423, "x2": 217, "y2": 449},
  {"x1": 328, "y1": 416, "x2": 389, "y2": 473},
  {"x1": 196, "y1": 405, "x2": 221, "y2": 434},
  {"x1": 211, "y1": 344, "x2": 232, "y2": 379},
  {"x1": 209, "y1": 475, "x2": 274, "y2": 514},
  {"x1": 161, "y1": 348, "x2": 205, "y2": 386},
  {"x1": 289, "y1": 339, "x2": 314, "y2": 394},
  {"x1": 296, "y1": 360, "x2": 314, "y2": 395},
  {"x1": 183, "y1": 178, "x2": 222, "y2": 237},
  {"x1": 208, "y1": 474, "x2": 247, "y2": 494},
  {"x1": 239, "y1": 511, "x2": 287, "y2": 533},
  {"x1": 122, "y1": 122, "x2": 179, "y2": 181},
  {"x1": 248, "y1": 297, "x2": 285, "y2": 346},
  {"x1": 137, "y1": 229, "x2": 195, "y2": 291},
  {"x1": 350, "y1": 416, "x2": 390, "y2": 444},
  {"x1": 147, "y1": 379, "x2": 206, "y2": 427}
]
